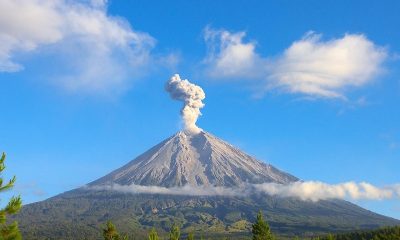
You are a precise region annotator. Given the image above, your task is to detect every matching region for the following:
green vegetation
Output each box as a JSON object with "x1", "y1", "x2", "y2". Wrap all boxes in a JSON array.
[
  {"x1": 148, "y1": 228, "x2": 159, "y2": 240},
  {"x1": 103, "y1": 221, "x2": 119, "y2": 240},
  {"x1": 96, "y1": 210, "x2": 276, "y2": 240},
  {"x1": 251, "y1": 211, "x2": 274, "y2": 240},
  {"x1": 15, "y1": 189, "x2": 399, "y2": 239},
  {"x1": 318, "y1": 225, "x2": 400, "y2": 240},
  {"x1": 169, "y1": 223, "x2": 181, "y2": 240},
  {"x1": 0, "y1": 152, "x2": 22, "y2": 240},
  {"x1": 186, "y1": 231, "x2": 194, "y2": 240},
  {"x1": 100, "y1": 219, "x2": 400, "y2": 240},
  {"x1": 102, "y1": 221, "x2": 128, "y2": 240}
]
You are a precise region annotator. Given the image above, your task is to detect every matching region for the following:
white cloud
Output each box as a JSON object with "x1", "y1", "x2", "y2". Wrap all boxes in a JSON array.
[
  {"x1": 0, "y1": 0, "x2": 63, "y2": 72},
  {"x1": 88, "y1": 181, "x2": 400, "y2": 202},
  {"x1": 0, "y1": 0, "x2": 156, "y2": 93},
  {"x1": 14, "y1": 182, "x2": 47, "y2": 197},
  {"x1": 269, "y1": 32, "x2": 387, "y2": 98},
  {"x1": 203, "y1": 28, "x2": 388, "y2": 99},
  {"x1": 203, "y1": 27, "x2": 265, "y2": 79},
  {"x1": 394, "y1": 184, "x2": 400, "y2": 196},
  {"x1": 88, "y1": 184, "x2": 242, "y2": 196},
  {"x1": 89, "y1": 0, "x2": 108, "y2": 9},
  {"x1": 253, "y1": 181, "x2": 395, "y2": 202}
]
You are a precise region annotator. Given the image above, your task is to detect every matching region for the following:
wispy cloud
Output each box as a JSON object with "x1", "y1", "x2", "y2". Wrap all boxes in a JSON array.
[
  {"x1": 88, "y1": 181, "x2": 400, "y2": 202},
  {"x1": 88, "y1": 184, "x2": 241, "y2": 196},
  {"x1": 0, "y1": 0, "x2": 160, "y2": 94},
  {"x1": 203, "y1": 28, "x2": 388, "y2": 99},
  {"x1": 14, "y1": 182, "x2": 47, "y2": 197},
  {"x1": 380, "y1": 133, "x2": 400, "y2": 150}
]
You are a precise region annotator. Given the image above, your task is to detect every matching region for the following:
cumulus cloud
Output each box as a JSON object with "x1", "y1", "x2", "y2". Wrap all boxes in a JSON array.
[
  {"x1": 88, "y1": 181, "x2": 400, "y2": 202},
  {"x1": 268, "y1": 32, "x2": 387, "y2": 98},
  {"x1": 203, "y1": 27, "x2": 264, "y2": 79},
  {"x1": 0, "y1": 0, "x2": 155, "y2": 93},
  {"x1": 165, "y1": 74, "x2": 206, "y2": 134},
  {"x1": 203, "y1": 28, "x2": 388, "y2": 99}
]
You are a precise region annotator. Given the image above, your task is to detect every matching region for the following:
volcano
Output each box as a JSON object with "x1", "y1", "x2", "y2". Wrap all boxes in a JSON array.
[
  {"x1": 15, "y1": 131, "x2": 400, "y2": 239},
  {"x1": 90, "y1": 131, "x2": 297, "y2": 188}
]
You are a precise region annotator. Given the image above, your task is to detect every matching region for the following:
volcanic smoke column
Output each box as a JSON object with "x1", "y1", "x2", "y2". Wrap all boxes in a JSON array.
[{"x1": 165, "y1": 74, "x2": 206, "y2": 134}]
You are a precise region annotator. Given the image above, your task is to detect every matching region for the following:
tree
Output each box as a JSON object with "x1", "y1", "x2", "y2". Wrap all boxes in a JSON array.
[
  {"x1": 148, "y1": 228, "x2": 159, "y2": 240},
  {"x1": 186, "y1": 231, "x2": 194, "y2": 240},
  {"x1": 169, "y1": 223, "x2": 180, "y2": 240},
  {"x1": 200, "y1": 233, "x2": 205, "y2": 240},
  {"x1": 0, "y1": 152, "x2": 22, "y2": 240},
  {"x1": 102, "y1": 221, "x2": 128, "y2": 240},
  {"x1": 252, "y1": 210, "x2": 274, "y2": 240},
  {"x1": 326, "y1": 234, "x2": 334, "y2": 240},
  {"x1": 103, "y1": 221, "x2": 119, "y2": 240}
]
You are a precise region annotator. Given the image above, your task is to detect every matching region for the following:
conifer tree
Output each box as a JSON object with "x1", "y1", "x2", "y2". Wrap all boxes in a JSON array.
[
  {"x1": 103, "y1": 221, "x2": 128, "y2": 240},
  {"x1": 186, "y1": 231, "x2": 194, "y2": 240},
  {"x1": 148, "y1": 227, "x2": 159, "y2": 240},
  {"x1": 0, "y1": 152, "x2": 22, "y2": 240},
  {"x1": 103, "y1": 221, "x2": 119, "y2": 240},
  {"x1": 169, "y1": 223, "x2": 180, "y2": 240},
  {"x1": 326, "y1": 234, "x2": 334, "y2": 240},
  {"x1": 251, "y1": 210, "x2": 274, "y2": 240}
]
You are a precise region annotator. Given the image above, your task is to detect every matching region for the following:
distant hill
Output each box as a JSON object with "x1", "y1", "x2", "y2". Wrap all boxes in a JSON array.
[{"x1": 14, "y1": 131, "x2": 400, "y2": 239}]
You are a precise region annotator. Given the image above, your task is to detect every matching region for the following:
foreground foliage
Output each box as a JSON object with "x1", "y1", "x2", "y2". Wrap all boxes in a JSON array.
[
  {"x1": 186, "y1": 231, "x2": 194, "y2": 240},
  {"x1": 169, "y1": 223, "x2": 180, "y2": 240},
  {"x1": 252, "y1": 211, "x2": 274, "y2": 240},
  {"x1": 103, "y1": 221, "x2": 128, "y2": 240},
  {"x1": 148, "y1": 228, "x2": 159, "y2": 240},
  {"x1": 318, "y1": 226, "x2": 400, "y2": 240},
  {"x1": 0, "y1": 153, "x2": 22, "y2": 240}
]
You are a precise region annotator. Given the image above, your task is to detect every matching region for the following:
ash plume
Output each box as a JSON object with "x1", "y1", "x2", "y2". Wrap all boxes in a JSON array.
[{"x1": 165, "y1": 74, "x2": 205, "y2": 134}]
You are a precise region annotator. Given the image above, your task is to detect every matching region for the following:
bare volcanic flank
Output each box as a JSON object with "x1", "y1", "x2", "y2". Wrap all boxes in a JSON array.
[{"x1": 90, "y1": 131, "x2": 298, "y2": 187}]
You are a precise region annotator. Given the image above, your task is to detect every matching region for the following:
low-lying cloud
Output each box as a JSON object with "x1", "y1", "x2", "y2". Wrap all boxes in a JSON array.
[
  {"x1": 88, "y1": 181, "x2": 400, "y2": 202},
  {"x1": 204, "y1": 28, "x2": 388, "y2": 99},
  {"x1": 89, "y1": 184, "x2": 241, "y2": 197},
  {"x1": 253, "y1": 181, "x2": 395, "y2": 202}
]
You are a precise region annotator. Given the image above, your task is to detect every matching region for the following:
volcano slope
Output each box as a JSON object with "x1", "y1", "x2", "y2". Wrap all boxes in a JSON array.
[{"x1": 15, "y1": 131, "x2": 400, "y2": 239}]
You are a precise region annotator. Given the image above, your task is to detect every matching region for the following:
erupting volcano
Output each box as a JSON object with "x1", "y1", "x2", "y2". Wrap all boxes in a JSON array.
[{"x1": 14, "y1": 74, "x2": 400, "y2": 239}]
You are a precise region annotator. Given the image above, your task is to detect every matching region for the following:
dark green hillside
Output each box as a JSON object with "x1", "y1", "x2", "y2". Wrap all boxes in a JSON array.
[{"x1": 14, "y1": 189, "x2": 400, "y2": 239}]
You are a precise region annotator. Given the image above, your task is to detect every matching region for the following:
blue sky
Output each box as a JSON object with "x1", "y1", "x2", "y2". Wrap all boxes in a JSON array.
[{"x1": 0, "y1": 0, "x2": 400, "y2": 219}]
